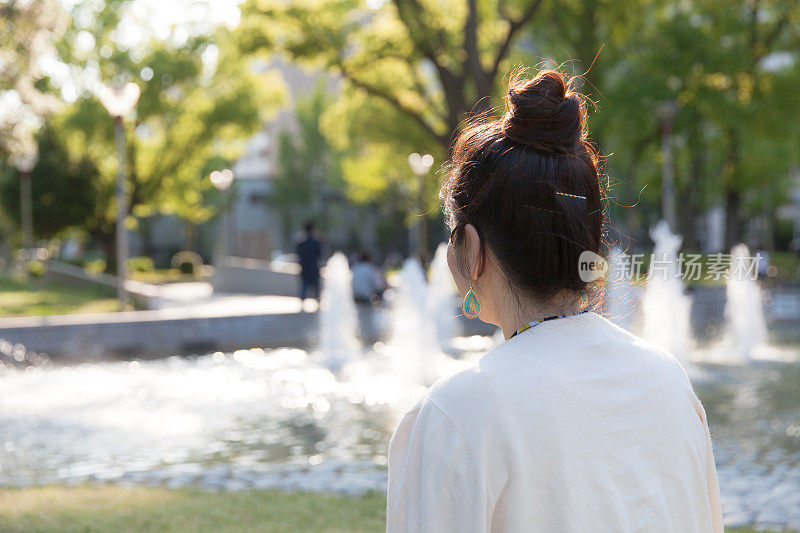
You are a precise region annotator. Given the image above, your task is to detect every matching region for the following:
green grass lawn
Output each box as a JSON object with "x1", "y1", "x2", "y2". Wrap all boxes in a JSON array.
[
  {"x1": 0, "y1": 485, "x2": 786, "y2": 532},
  {"x1": 0, "y1": 277, "x2": 120, "y2": 317},
  {"x1": 0, "y1": 485, "x2": 385, "y2": 533}
]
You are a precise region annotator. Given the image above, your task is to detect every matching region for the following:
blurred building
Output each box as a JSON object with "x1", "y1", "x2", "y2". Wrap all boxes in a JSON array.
[
  {"x1": 132, "y1": 58, "x2": 382, "y2": 267},
  {"x1": 226, "y1": 58, "x2": 382, "y2": 260}
]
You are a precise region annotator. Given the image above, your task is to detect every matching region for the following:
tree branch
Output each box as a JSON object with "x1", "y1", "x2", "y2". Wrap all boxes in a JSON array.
[
  {"x1": 761, "y1": 13, "x2": 791, "y2": 55},
  {"x1": 391, "y1": 0, "x2": 465, "y2": 138},
  {"x1": 464, "y1": 0, "x2": 490, "y2": 98},
  {"x1": 489, "y1": 0, "x2": 545, "y2": 81},
  {"x1": 391, "y1": 0, "x2": 447, "y2": 69},
  {"x1": 337, "y1": 62, "x2": 448, "y2": 147},
  {"x1": 376, "y1": 50, "x2": 448, "y2": 118}
]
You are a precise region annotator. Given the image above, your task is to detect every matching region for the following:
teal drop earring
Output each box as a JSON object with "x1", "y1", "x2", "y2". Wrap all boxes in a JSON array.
[
  {"x1": 463, "y1": 281, "x2": 481, "y2": 319},
  {"x1": 579, "y1": 293, "x2": 589, "y2": 309}
]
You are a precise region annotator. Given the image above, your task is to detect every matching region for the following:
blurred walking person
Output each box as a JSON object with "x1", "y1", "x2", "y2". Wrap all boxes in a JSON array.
[{"x1": 296, "y1": 221, "x2": 322, "y2": 304}]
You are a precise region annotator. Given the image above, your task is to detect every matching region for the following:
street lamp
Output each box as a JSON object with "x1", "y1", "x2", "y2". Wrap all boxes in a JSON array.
[
  {"x1": 656, "y1": 100, "x2": 678, "y2": 231},
  {"x1": 96, "y1": 82, "x2": 140, "y2": 308},
  {"x1": 11, "y1": 149, "x2": 38, "y2": 256},
  {"x1": 210, "y1": 169, "x2": 234, "y2": 268},
  {"x1": 408, "y1": 153, "x2": 434, "y2": 259}
]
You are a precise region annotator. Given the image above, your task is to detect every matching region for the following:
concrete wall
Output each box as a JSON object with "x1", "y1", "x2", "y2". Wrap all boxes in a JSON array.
[
  {"x1": 0, "y1": 312, "x2": 318, "y2": 361},
  {"x1": 0, "y1": 304, "x2": 497, "y2": 362},
  {"x1": 212, "y1": 256, "x2": 301, "y2": 297}
]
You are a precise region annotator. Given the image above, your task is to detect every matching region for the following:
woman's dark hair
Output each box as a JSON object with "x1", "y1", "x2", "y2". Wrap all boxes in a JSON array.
[{"x1": 441, "y1": 68, "x2": 605, "y2": 303}]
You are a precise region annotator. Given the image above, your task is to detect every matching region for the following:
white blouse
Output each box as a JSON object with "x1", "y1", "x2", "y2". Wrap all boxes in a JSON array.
[{"x1": 386, "y1": 311, "x2": 723, "y2": 532}]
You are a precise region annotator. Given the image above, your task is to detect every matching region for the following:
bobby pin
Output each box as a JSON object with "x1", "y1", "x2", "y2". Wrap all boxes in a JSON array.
[{"x1": 555, "y1": 191, "x2": 587, "y2": 200}]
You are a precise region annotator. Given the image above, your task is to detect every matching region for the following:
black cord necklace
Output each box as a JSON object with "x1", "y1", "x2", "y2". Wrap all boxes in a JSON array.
[{"x1": 509, "y1": 309, "x2": 588, "y2": 339}]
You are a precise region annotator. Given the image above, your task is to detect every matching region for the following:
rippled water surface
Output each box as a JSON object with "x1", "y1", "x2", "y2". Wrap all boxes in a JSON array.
[
  {"x1": 690, "y1": 355, "x2": 800, "y2": 528},
  {"x1": 0, "y1": 343, "x2": 482, "y2": 494}
]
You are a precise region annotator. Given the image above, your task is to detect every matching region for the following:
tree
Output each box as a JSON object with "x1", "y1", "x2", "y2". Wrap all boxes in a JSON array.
[
  {"x1": 709, "y1": 0, "x2": 800, "y2": 248},
  {"x1": 239, "y1": 0, "x2": 549, "y2": 150},
  {"x1": 273, "y1": 82, "x2": 345, "y2": 243},
  {"x1": 0, "y1": 0, "x2": 65, "y2": 158},
  {"x1": 237, "y1": 0, "x2": 552, "y2": 254},
  {"x1": 237, "y1": 0, "x2": 800, "y2": 252},
  {"x1": 51, "y1": 1, "x2": 286, "y2": 261},
  {"x1": 555, "y1": 0, "x2": 800, "y2": 248},
  {"x1": 0, "y1": 126, "x2": 99, "y2": 240}
]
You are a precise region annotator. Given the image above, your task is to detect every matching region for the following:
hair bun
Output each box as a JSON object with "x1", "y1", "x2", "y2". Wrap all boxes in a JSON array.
[{"x1": 501, "y1": 70, "x2": 586, "y2": 154}]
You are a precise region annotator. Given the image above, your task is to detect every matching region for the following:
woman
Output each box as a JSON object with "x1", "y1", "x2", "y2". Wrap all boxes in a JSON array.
[{"x1": 386, "y1": 69, "x2": 723, "y2": 532}]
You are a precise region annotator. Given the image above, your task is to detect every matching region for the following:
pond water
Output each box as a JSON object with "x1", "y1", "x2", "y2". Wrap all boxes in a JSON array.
[
  {"x1": 1, "y1": 340, "x2": 799, "y2": 530},
  {"x1": 0, "y1": 340, "x2": 483, "y2": 495},
  {"x1": 691, "y1": 355, "x2": 800, "y2": 528}
]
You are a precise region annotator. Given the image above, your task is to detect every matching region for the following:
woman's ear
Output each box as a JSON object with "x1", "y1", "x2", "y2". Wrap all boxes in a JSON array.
[{"x1": 463, "y1": 223, "x2": 482, "y2": 280}]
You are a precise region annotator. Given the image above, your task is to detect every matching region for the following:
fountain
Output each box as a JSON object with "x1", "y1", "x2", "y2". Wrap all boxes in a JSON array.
[
  {"x1": 639, "y1": 220, "x2": 692, "y2": 361},
  {"x1": 427, "y1": 243, "x2": 461, "y2": 351},
  {"x1": 722, "y1": 244, "x2": 766, "y2": 361},
  {"x1": 385, "y1": 257, "x2": 440, "y2": 386},
  {"x1": 690, "y1": 244, "x2": 790, "y2": 365},
  {"x1": 318, "y1": 252, "x2": 361, "y2": 371}
]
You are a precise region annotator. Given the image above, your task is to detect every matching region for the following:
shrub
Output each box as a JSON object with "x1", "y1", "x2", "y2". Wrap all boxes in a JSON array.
[
  {"x1": 128, "y1": 256, "x2": 155, "y2": 273},
  {"x1": 28, "y1": 259, "x2": 46, "y2": 278},
  {"x1": 84, "y1": 258, "x2": 107, "y2": 274}
]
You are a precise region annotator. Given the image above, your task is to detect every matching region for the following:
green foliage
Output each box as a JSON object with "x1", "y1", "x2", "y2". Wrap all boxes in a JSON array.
[
  {"x1": 239, "y1": 0, "x2": 549, "y2": 225},
  {"x1": 273, "y1": 82, "x2": 345, "y2": 233},
  {"x1": 127, "y1": 256, "x2": 155, "y2": 273},
  {"x1": 238, "y1": 0, "x2": 800, "y2": 250},
  {"x1": 0, "y1": 127, "x2": 99, "y2": 240},
  {"x1": 27, "y1": 259, "x2": 47, "y2": 278},
  {"x1": 0, "y1": 0, "x2": 64, "y2": 156},
  {"x1": 52, "y1": 3, "x2": 287, "y2": 240},
  {"x1": 529, "y1": 0, "x2": 800, "y2": 246},
  {"x1": 3, "y1": 0, "x2": 798, "y2": 252},
  {"x1": 84, "y1": 259, "x2": 107, "y2": 274}
]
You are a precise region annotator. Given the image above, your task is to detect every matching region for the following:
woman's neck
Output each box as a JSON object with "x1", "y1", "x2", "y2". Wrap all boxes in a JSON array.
[{"x1": 498, "y1": 291, "x2": 582, "y2": 340}]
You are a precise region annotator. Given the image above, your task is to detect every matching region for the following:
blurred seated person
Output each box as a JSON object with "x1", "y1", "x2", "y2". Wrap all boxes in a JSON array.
[{"x1": 352, "y1": 251, "x2": 386, "y2": 304}]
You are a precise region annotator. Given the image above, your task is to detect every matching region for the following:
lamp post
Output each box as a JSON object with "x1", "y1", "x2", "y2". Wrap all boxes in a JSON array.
[
  {"x1": 408, "y1": 153, "x2": 434, "y2": 260},
  {"x1": 96, "y1": 82, "x2": 140, "y2": 308},
  {"x1": 12, "y1": 150, "x2": 38, "y2": 256},
  {"x1": 657, "y1": 101, "x2": 678, "y2": 231},
  {"x1": 210, "y1": 169, "x2": 234, "y2": 269}
]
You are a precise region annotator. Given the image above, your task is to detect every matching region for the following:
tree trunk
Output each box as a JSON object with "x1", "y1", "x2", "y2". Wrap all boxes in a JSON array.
[
  {"x1": 724, "y1": 188, "x2": 741, "y2": 250},
  {"x1": 91, "y1": 228, "x2": 117, "y2": 273},
  {"x1": 141, "y1": 217, "x2": 154, "y2": 258},
  {"x1": 184, "y1": 221, "x2": 198, "y2": 252},
  {"x1": 723, "y1": 128, "x2": 741, "y2": 249},
  {"x1": 682, "y1": 123, "x2": 705, "y2": 251}
]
